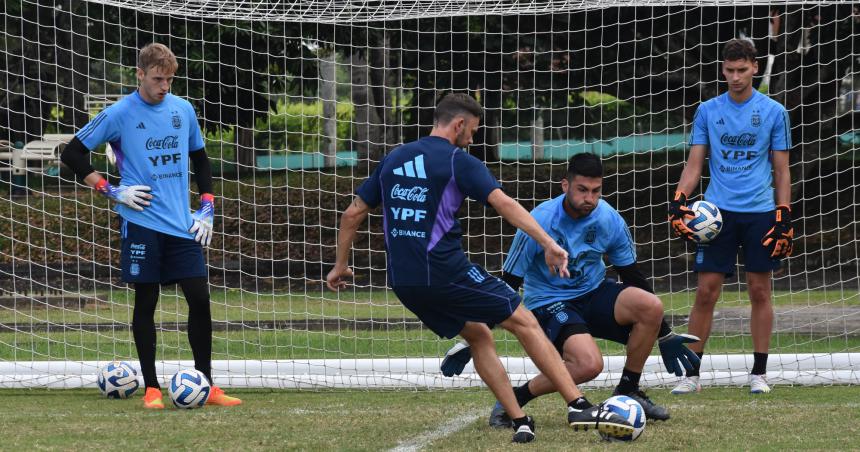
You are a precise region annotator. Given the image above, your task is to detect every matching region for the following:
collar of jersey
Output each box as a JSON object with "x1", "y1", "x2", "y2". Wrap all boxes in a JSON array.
[
  {"x1": 131, "y1": 90, "x2": 168, "y2": 110},
  {"x1": 421, "y1": 135, "x2": 456, "y2": 147},
  {"x1": 722, "y1": 90, "x2": 758, "y2": 108}
]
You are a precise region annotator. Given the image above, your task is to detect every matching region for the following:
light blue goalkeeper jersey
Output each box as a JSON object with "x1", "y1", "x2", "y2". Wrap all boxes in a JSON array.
[
  {"x1": 76, "y1": 91, "x2": 205, "y2": 238},
  {"x1": 503, "y1": 196, "x2": 636, "y2": 310},
  {"x1": 689, "y1": 90, "x2": 791, "y2": 213}
]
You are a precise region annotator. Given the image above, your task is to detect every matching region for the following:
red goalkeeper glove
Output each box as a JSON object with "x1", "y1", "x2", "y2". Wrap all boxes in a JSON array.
[
  {"x1": 762, "y1": 205, "x2": 793, "y2": 259},
  {"x1": 668, "y1": 191, "x2": 696, "y2": 242}
]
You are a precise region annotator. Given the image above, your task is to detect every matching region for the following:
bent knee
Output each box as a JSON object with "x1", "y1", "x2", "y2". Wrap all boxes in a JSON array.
[
  {"x1": 459, "y1": 322, "x2": 494, "y2": 346},
  {"x1": 564, "y1": 351, "x2": 603, "y2": 379},
  {"x1": 642, "y1": 294, "x2": 664, "y2": 323}
]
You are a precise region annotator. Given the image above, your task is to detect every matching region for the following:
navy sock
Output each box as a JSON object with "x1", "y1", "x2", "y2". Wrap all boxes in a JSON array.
[
  {"x1": 687, "y1": 352, "x2": 704, "y2": 377},
  {"x1": 615, "y1": 367, "x2": 642, "y2": 395},
  {"x1": 514, "y1": 381, "x2": 537, "y2": 408},
  {"x1": 512, "y1": 416, "x2": 531, "y2": 427},
  {"x1": 751, "y1": 352, "x2": 768, "y2": 375}
]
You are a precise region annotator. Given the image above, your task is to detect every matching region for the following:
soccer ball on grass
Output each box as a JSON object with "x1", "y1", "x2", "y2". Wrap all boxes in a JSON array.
[
  {"x1": 597, "y1": 395, "x2": 646, "y2": 442},
  {"x1": 97, "y1": 361, "x2": 140, "y2": 399},
  {"x1": 169, "y1": 368, "x2": 211, "y2": 409}
]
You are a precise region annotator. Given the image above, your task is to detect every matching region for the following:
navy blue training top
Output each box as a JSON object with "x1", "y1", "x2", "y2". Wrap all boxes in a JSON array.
[{"x1": 356, "y1": 136, "x2": 502, "y2": 287}]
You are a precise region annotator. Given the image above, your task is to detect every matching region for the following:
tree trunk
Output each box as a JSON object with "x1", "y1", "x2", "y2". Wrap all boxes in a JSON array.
[
  {"x1": 350, "y1": 53, "x2": 384, "y2": 169},
  {"x1": 236, "y1": 127, "x2": 255, "y2": 174},
  {"x1": 320, "y1": 49, "x2": 337, "y2": 168},
  {"x1": 368, "y1": 31, "x2": 391, "y2": 161},
  {"x1": 531, "y1": 111, "x2": 544, "y2": 161}
]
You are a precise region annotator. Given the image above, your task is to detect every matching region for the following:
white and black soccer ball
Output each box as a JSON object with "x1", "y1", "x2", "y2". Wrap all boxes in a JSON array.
[
  {"x1": 97, "y1": 361, "x2": 140, "y2": 399},
  {"x1": 169, "y1": 369, "x2": 211, "y2": 409},
  {"x1": 598, "y1": 395, "x2": 646, "y2": 442},
  {"x1": 683, "y1": 200, "x2": 723, "y2": 243}
]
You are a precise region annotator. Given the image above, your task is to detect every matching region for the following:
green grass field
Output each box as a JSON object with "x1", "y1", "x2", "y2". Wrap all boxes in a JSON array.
[
  {"x1": 2, "y1": 330, "x2": 858, "y2": 362},
  {"x1": 2, "y1": 288, "x2": 859, "y2": 361},
  {"x1": 3, "y1": 289, "x2": 857, "y2": 326},
  {"x1": 1, "y1": 386, "x2": 858, "y2": 450}
]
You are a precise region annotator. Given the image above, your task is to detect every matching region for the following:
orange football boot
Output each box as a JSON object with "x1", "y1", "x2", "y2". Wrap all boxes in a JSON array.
[
  {"x1": 142, "y1": 387, "x2": 165, "y2": 409},
  {"x1": 206, "y1": 386, "x2": 242, "y2": 406}
]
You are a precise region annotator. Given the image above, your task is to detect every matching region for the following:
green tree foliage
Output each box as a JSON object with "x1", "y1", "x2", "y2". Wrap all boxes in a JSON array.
[
  {"x1": 4, "y1": 2, "x2": 860, "y2": 160},
  {"x1": 254, "y1": 100, "x2": 354, "y2": 153}
]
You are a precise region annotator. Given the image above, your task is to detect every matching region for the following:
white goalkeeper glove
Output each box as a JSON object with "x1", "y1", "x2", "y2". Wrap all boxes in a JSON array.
[
  {"x1": 189, "y1": 193, "x2": 215, "y2": 247},
  {"x1": 94, "y1": 178, "x2": 152, "y2": 212}
]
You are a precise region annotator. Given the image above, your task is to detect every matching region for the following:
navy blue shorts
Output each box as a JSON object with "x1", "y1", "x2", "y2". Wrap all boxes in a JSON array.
[
  {"x1": 392, "y1": 265, "x2": 521, "y2": 339},
  {"x1": 693, "y1": 209, "x2": 780, "y2": 277},
  {"x1": 531, "y1": 281, "x2": 632, "y2": 350},
  {"x1": 120, "y1": 219, "x2": 207, "y2": 284}
]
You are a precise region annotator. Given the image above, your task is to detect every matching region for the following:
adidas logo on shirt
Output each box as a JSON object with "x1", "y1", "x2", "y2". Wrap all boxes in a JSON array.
[
  {"x1": 716, "y1": 118, "x2": 725, "y2": 125},
  {"x1": 392, "y1": 155, "x2": 427, "y2": 179},
  {"x1": 136, "y1": 122, "x2": 146, "y2": 129},
  {"x1": 466, "y1": 267, "x2": 485, "y2": 283}
]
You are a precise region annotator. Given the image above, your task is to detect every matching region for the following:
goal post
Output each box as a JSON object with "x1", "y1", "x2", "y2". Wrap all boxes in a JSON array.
[{"x1": 1, "y1": 1, "x2": 858, "y2": 389}]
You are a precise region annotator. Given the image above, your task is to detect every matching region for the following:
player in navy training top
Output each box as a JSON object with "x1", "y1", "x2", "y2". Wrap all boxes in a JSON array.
[
  {"x1": 440, "y1": 154, "x2": 701, "y2": 425},
  {"x1": 668, "y1": 39, "x2": 794, "y2": 395},
  {"x1": 327, "y1": 94, "x2": 635, "y2": 442},
  {"x1": 60, "y1": 43, "x2": 241, "y2": 408}
]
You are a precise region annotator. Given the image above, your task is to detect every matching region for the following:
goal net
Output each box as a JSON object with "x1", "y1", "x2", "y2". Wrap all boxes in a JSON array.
[{"x1": 1, "y1": 0, "x2": 858, "y2": 389}]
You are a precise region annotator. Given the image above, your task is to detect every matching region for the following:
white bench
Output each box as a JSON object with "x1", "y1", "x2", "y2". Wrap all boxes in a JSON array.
[
  {"x1": 8, "y1": 134, "x2": 74, "y2": 175},
  {"x1": 3, "y1": 95, "x2": 123, "y2": 180},
  {"x1": 0, "y1": 140, "x2": 13, "y2": 169}
]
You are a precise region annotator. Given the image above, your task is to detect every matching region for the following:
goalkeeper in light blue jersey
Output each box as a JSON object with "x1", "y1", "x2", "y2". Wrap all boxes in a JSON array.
[
  {"x1": 668, "y1": 38, "x2": 793, "y2": 395},
  {"x1": 61, "y1": 43, "x2": 240, "y2": 409},
  {"x1": 442, "y1": 153, "x2": 700, "y2": 426}
]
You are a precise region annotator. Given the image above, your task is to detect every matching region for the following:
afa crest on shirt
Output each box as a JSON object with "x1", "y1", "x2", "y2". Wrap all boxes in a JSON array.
[
  {"x1": 751, "y1": 112, "x2": 761, "y2": 127},
  {"x1": 171, "y1": 110, "x2": 182, "y2": 129},
  {"x1": 585, "y1": 226, "x2": 597, "y2": 244}
]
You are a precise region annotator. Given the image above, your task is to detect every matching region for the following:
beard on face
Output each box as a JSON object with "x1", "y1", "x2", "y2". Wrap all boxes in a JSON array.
[{"x1": 565, "y1": 195, "x2": 595, "y2": 217}]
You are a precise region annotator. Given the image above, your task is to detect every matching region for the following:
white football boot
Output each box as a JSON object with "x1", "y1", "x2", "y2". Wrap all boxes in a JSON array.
[
  {"x1": 670, "y1": 376, "x2": 702, "y2": 395},
  {"x1": 749, "y1": 374, "x2": 771, "y2": 394}
]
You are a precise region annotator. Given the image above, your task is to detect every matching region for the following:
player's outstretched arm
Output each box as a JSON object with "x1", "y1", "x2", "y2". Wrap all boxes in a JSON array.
[
  {"x1": 487, "y1": 189, "x2": 569, "y2": 278},
  {"x1": 60, "y1": 137, "x2": 152, "y2": 211},
  {"x1": 669, "y1": 145, "x2": 707, "y2": 241},
  {"x1": 326, "y1": 196, "x2": 371, "y2": 291},
  {"x1": 673, "y1": 144, "x2": 706, "y2": 200}
]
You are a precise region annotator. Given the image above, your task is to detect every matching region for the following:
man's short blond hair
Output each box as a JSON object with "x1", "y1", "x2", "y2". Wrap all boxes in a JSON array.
[{"x1": 138, "y1": 43, "x2": 178, "y2": 73}]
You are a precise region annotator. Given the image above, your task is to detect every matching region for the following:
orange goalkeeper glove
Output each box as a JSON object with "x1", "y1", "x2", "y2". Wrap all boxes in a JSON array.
[
  {"x1": 668, "y1": 191, "x2": 696, "y2": 242},
  {"x1": 762, "y1": 205, "x2": 793, "y2": 259}
]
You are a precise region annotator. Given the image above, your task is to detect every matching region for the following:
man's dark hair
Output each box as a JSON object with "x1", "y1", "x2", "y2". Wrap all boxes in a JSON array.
[
  {"x1": 566, "y1": 153, "x2": 603, "y2": 179},
  {"x1": 434, "y1": 93, "x2": 483, "y2": 125},
  {"x1": 722, "y1": 38, "x2": 758, "y2": 62}
]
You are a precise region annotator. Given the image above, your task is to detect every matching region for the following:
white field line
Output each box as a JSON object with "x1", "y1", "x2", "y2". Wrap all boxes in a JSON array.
[{"x1": 389, "y1": 411, "x2": 483, "y2": 452}]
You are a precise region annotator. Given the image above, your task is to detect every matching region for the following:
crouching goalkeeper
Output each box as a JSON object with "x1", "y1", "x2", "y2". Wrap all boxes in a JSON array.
[{"x1": 440, "y1": 153, "x2": 699, "y2": 426}]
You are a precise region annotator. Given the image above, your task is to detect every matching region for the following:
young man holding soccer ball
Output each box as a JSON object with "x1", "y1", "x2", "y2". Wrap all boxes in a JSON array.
[
  {"x1": 60, "y1": 43, "x2": 241, "y2": 408},
  {"x1": 668, "y1": 38, "x2": 793, "y2": 394}
]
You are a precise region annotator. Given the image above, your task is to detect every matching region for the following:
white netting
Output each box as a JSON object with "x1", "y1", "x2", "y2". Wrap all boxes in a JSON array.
[
  {"x1": 0, "y1": 0, "x2": 858, "y2": 388},
  {"x1": 86, "y1": 1, "x2": 846, "y2": 22}
]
